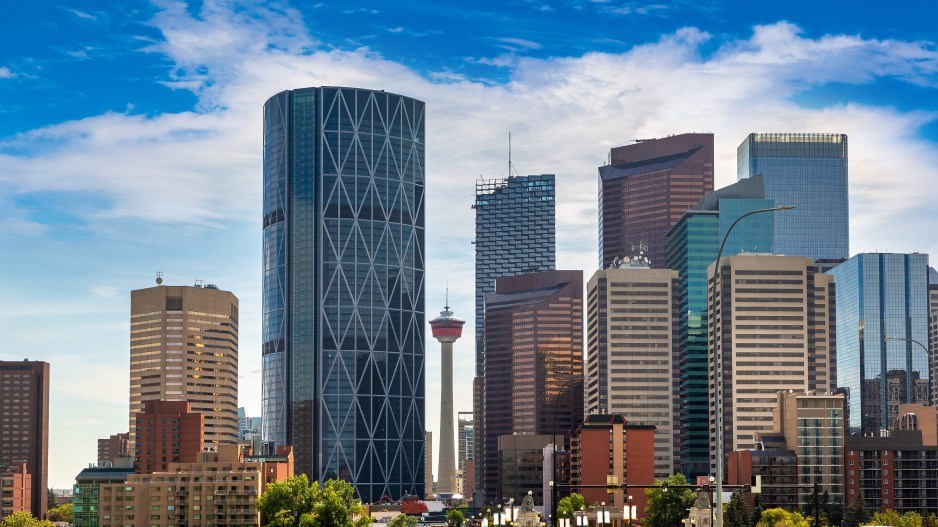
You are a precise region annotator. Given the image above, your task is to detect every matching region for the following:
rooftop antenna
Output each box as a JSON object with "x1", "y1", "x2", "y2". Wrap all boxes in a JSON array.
[
  {"x1": 507, "y1": 131, "x2": 520, "y2": 179},
  {"x1": 155, "y1": 271, "x2": 163, "y2": 286},
  {"x1": 445, "y1": 282, "x2": 450, "y2": 311}
]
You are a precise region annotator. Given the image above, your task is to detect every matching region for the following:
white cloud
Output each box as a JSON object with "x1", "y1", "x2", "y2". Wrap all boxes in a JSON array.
[
  {"x1": 0, "y1": 66, "x2": 14, "y2": 78},
  {"x1": 492, "y1": 37, "x2": 543, "y2": 50},
  {"x1": 3, "y1": 2, "x2": 938, "y2": 486}
]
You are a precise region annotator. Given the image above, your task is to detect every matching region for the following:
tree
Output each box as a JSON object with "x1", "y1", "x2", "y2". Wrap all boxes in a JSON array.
[
  {"x1": 558, "y1": 494, "x2": 587, "y2": 518},
  {"x1": 309, "y1": 479, "x2": 372, "y2": 527},
  {"x1": 256, "y1": 474, "x2": 317, "y2": 527},
  {"x1": 447, "y1": 509, "x2": 466, "y2": 527},
  {"x1": 0, "y1": 512, "x2": 54, "y2": 527},
  {"x1": 724, "y1": 491, "x2": 753, "y2": 527},
  {"x1": 256, "y1": 475, "x2": 371, "y2": 527},
  {"x1": 751, "y1": 495, "x2": 765, "y2": 527},
  {"x1": 825, "y1": 501, "x2": 843, "y2": 527},
  {"x1": 756, "y1": 508, "x2": 810, "y2": 527},
  {"x1": 642, "y1": 474, "x2": 696, "y2": 527},
  {"x1": 46, "y1": 489, "x2": 56, "y2": 508},
  {"x1": 389, "y1": 515, "x2": 419, "y2": 527},
  {"x1": 47, "y1": 503, "x2": 73, "y2": 523},
  {"x1": 842, "y1": 496, "x2": 871, "y2": 527},
  {"x1": 866, "y1": 510, "x2": 924, "y2": 527}
]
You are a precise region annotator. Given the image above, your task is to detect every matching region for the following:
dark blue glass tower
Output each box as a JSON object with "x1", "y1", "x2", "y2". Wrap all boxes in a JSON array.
[
  {"x1": 829, "y1": 253, "x2": 930, "y2": 435},
  {"x1": 473, "y1": 175, "x2": 556, "y2": 377},
  {"x1": 262, "y1": 87, "x2": 426, "y2": 502},
  {"x1": 666, "y1": 176, "x2": 774, "y2": 477},
  {"x1": 737, "y1": 133, "x2": 848, "y2": 262}
]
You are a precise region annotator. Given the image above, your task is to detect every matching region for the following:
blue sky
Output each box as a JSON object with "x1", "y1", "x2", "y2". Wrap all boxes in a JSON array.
[{"x1": 2, "y1": 0, "x2": 938, "y2": 488}]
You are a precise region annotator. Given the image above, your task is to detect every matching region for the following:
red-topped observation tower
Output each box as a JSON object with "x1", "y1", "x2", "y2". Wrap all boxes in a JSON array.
[{"x1": 429, "y1": 297, "x2": 464, "y2": 496}]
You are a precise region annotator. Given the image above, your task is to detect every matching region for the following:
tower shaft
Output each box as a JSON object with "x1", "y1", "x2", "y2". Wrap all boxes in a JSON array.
[{"x1": 437, "y1": 339, "x2": 457, "y2": 494}]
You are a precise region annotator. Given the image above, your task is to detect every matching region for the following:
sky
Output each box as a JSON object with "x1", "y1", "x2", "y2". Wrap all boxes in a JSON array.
[{"x1": 2, "y1": 0, "x2": 938, "y2": 489}]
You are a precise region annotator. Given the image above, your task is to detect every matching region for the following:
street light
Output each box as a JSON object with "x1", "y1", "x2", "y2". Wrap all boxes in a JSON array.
[
  {"x1": 712, "y1": 205, "x2": 794, "y2": 527},
  {"x1": 575, "y1": 508, "x2": 588, "y2": 527},
  {"x1": 597, "y1": 502, "x2": 610, "y2": 527},
  {"x1": 624, "y1": 495, "x2": 634, "y2": 527},
  {"x1": 552, "y1": 376, "x2": 582, "y2": 527}
]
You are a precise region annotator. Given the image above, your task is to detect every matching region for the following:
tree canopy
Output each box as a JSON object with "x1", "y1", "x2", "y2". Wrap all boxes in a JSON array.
[
  {"x1": 389, "y1": 514, "x2": 419, "y2": 527},
  {"x1": 447, "y1": 509, "x2": 466, "y2": 527},
  {"x1": 256, "y1": 475, "x2": 371, "y2": 527},
  {"x1": 756, "y1": 508, "x2": 810, "y2": 527},
  {"x1": 0, "y1": 512, "x2": 54, "y2": 527},
  {"x1": 557, "y1": 494, "x2": 587, "y2": 518},
  {"x1": 641, "y1": 474, "x2": 696, "y2": 527},
  {"x1": 723, "y1": 491, "x2": 753, "y2": 527},
  {"x1": 46, "y1": 503, "x2": 73, "y2": 523}
]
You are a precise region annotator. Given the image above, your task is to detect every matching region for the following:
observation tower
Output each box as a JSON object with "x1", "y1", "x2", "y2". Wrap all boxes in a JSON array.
[{"x1": 429, "y1": 296, "x2": 465, "y2": 495}]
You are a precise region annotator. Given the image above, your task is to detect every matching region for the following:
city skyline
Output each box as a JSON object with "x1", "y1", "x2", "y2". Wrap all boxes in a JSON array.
[{"x1": 2, "y1": 1, "x2": 938, "y2": 489}]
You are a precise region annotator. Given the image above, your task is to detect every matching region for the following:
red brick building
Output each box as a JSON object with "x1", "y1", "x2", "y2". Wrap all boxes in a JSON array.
[
  {"x1": 0, "y1": 460, "x2": 32, "y2": 519},
  {"x1": 97, "y1": 432, "x2": 130, "y2": 466},
  {"x1": 570, "y1": 414, "x2": 655, "y2": 521},
  {"x1": 134, "y1": 400, "x2": 203, "y2": 474},
  {"x1": 0, "y1": 360, "x2": 49, "y2": 519}
]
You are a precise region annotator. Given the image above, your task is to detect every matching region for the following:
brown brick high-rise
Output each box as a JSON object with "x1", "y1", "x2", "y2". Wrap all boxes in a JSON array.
[
  {"x1": 0, "y1": 360, "x2": 49, "y2": 519},
  {"x1": 479, "y1": 270, "x2": 583, "y2": 504},
  {"x1": 599, "y1": 133, "x2": 714, "y2": 268},
  {"x1": 135, "y1": 400, "x2": 203, "y2": 474},
  {"x1": 130, "y1": 284, "x2": 238, "y2": 448}
]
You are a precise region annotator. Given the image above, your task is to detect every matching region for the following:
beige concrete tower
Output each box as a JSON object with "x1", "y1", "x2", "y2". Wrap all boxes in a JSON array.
[
  {"x1": 586, "y1": 255, "x2": 678, "y2": 478},
  {"x1": 708, "y1": 254, "x2": 835, "y2": 470},
  {"x1": 429, "y1": 299, "x2": 464, "y2": 496},
  {"x1": 130, "y1": 281, "x2": 239, "y2": 448}
]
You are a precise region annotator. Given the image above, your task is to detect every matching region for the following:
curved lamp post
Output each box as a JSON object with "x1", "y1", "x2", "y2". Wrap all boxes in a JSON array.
[
  {"x1": 712, "y1": 205, "x2": 794, "y2": 527},
  {"x1": 552, "y1": 376, "x2": 582, "y2": 527}
]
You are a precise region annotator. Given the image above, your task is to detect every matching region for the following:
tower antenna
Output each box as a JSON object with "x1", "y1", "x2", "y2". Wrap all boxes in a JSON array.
[{"x1": 508, "y1": 131, "x2": 520, "y2": 178}]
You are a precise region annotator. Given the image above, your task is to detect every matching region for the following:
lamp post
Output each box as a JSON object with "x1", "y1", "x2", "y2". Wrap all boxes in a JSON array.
[
  {"x1": 597, "y1": 502, "x2": 610, "y2": 527},
  {"x1": 552, "y1": 376, "x2": 582, "y2": 527},
  {"x1": 625, "y1": 495, "x2": 634, "y2": 527},
  {"x1": 712, "y1": 205, "x2": 794, "y2": 527},
  {"x1": 575, "y1": 508, "x2": 587, "y2": 527}
]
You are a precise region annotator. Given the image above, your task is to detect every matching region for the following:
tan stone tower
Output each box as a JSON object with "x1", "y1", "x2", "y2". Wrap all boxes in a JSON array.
[
  {"x1": 429, "y1": 298, "x2": 464, "y2": 496},
  {"x1": 130, "y1": 280, "x2": 239, "y2": 448}
]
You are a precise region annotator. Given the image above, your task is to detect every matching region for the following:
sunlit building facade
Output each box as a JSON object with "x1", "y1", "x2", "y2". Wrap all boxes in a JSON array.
[
  {"x1": 479, "y1": 270, "x2": 583, "y2": 504},
  {"x1": 829, "y1": 253, "x2": 930, "y2": 434},
  {"x1": 599, "y1": 133, "x2": 714, "y2": 269},
  {"x1": 261, "y1": 87, "x2": 426, "y2": 502}
]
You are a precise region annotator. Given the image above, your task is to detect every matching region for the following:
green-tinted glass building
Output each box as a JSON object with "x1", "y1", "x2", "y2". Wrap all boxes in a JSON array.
[
  {"x1": 73, "y1": 466, "x2": 135, "y2": 527},
  {"x1": 666, "y1": 176, "x2": 774, "y2": 477}
]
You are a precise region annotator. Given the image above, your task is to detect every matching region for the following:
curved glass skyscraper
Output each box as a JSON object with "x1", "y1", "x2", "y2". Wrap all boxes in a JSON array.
[{"x1": 262, "y1": 87, "x2": 426, "y2": 502}]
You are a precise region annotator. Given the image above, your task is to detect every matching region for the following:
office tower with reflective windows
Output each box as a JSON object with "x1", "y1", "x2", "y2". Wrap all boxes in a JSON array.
[
  {"x1": 0, "y1": 360, "x2": 49, "y2": 519},
  {"x1": 474, "y1": 174, "x2": 556, "y2": 377},
  {"x1": 599, "y1": 133, "x2": 714, "y2": 269},
  {"x1": 709, "y1": 255, "x2": 835, "y2": 471},
  {"x1": 262, "y1": 87, "x2": 426, "y2": 502},
  {"x1": 130, "y1": 284, "x2": 239, "y2": 447},
  {"x1": 585, "y1": 257, "x2": 678, "y2": 478},
  {"x1": 737, "y1": 133, "x2": 848, "y2": 262},
  {"x1": 665, "y1": 175, "x2": 774, "y2": 477},
  {"x1": 479, "y1": 270, "x2": 583, "y2": 504},
  {"x1": 929, "y1": 267, "x2": 938, "y2": 405},
  {"x1": 829, "y1": 253, "x2": 930, "y2": 435}
]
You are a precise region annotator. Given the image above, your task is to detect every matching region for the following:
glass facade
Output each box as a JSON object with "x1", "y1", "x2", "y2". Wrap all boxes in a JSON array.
[
  {"x1": 665, "y1": 179, "x2": 774, "y2": 477},
  {"x1": 262, "y1": 87, "x2": 426, "y2": 502},
  {"x1": 737, "y1": 133, "x2": 848, "y2": 261},
  {"x1": 474, "y1": 175, "x2": 555, "y2": 377},
  {"x1": 829, "y1": 253, "x2": 930, "y2": 435}
]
